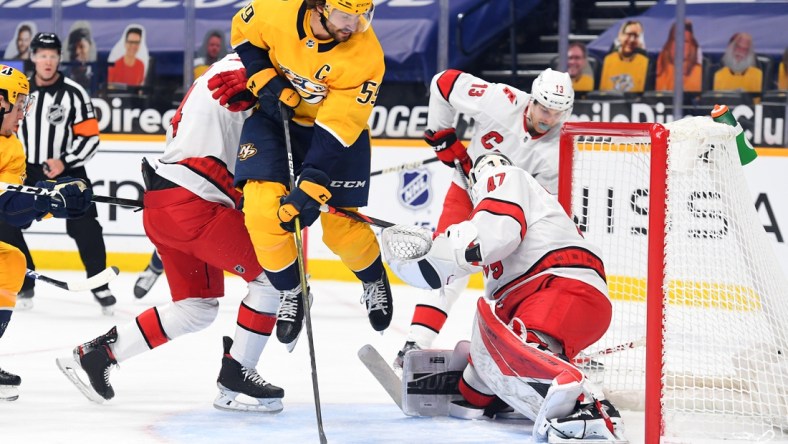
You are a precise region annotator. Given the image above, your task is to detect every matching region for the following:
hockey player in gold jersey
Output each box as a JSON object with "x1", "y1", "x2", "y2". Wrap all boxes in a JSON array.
[
  {"x1": 221, "y1": 0, "x2": 392, "y2": 344},
  {"x1": 0, "y1": 65, "x2": 93, "y2": 400}
]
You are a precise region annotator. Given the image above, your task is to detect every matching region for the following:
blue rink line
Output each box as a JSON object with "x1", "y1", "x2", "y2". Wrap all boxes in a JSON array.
[{"x1": 151, "y1": 403, "x2": 532, "y2": 443}]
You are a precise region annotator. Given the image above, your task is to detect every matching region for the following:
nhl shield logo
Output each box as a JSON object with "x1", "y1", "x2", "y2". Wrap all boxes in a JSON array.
[
  {"x1": 47, "y1": 104, "x2": 66, "y2": 125},
  {"x1": 398, "y1": 170, "x2": 431, "y2": 210}
]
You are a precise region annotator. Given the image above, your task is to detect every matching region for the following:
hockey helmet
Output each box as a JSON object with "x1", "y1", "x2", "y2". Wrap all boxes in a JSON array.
[
  {"x1": 530, "y1": 68, "x2": 574, "y2": 112},
  {"x1": 31, "y1": 32, "x2": 62, "y2": 55},
  {"x1": 469, "y1": 151, "x2": 513, "y2": 189},
  {"x1": 323, "y1": 0, "x2": 375, "y2": 33},
  {"x1": 0, "y1": 65, "x2": 31, "y2": 125}
]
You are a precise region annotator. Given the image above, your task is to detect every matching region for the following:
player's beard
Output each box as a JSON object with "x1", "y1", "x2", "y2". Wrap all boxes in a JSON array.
[{"x1": 321, "y1": 16, "x2": 353, "y2": 43}]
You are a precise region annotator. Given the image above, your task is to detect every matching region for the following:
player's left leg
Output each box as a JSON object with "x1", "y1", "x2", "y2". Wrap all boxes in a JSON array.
[
  {"x1": 319, "y1": 128, "x2": 393, "y2": 332},
  {"x1": 321, "y1": 211, "x2": 393, "y2": 332}
]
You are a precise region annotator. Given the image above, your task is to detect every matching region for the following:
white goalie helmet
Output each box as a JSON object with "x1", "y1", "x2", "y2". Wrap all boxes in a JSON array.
[
  {"x1": 531, "y1": 68, "x2": 574, "y2": 112},
  {"x1": 469, "y1": 151, "x2": 513, "y2": 189}
]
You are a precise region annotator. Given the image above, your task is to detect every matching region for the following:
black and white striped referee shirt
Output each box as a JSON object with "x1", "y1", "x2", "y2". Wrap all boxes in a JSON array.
[{"x1": 19, "y1": 73, "x2": 100, "y2": 169}]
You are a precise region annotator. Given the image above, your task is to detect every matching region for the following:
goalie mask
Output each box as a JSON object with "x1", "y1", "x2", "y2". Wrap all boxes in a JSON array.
[
  {"x1": 528, "y1": 68, "x2": 574, "y2": 133},
  {"x1": 322, "y1": 0, "x2": 375, "y2": 34},
  {"x1": 469, "y1": 151, "x2": 513, "y2": 189},
  {"x1": 0, "y1": 64, "x2": 31, "y2": 126}
]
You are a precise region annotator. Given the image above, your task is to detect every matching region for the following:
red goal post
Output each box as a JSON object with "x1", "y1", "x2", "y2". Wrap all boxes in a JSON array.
[{"x1": 558, "y1": 120, "x2": 788, "y2": 444}]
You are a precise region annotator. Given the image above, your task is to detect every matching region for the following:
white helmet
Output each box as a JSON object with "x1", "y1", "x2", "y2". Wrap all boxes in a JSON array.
[
  {"x1": 469, "y1": 151, "x2": 513, "y2": 189},
  {"x1": 531, "y1": 68, "x2": 574, "y2": 112}
]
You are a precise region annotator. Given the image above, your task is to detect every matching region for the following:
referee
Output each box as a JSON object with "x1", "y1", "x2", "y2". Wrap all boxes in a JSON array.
[{"x1": 0, "y1": 32, "x2": 116, "y2": 314}]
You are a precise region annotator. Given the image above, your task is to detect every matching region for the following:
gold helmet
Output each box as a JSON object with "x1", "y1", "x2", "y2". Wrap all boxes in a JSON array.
[
  {"x1": 323, "y1": 0, "x2": 375, "y2": 33},
  {"x1": 0, "y1": 64, "x2": 30, "y2": 107}
]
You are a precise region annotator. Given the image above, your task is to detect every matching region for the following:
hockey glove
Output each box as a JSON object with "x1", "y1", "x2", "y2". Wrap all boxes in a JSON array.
[
  {"x1": 252, "y1": 74, "x2": 301, "y2": 121},
  {"x1": 33, "y1": 177, "x2": 94, "y2": 219},
  {"x1": 207, "y1": 67, "x2": 256, "y2": 112},
  {"x1": 278, "y1": 168, "x2": 332, "y2": 232},
  {"x1": 424, "y1": 128, "x2": 472, "y2": 175}
]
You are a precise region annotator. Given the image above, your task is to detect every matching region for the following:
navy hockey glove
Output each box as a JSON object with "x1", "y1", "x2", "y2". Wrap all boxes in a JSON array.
[
  {"x1": 255, "y1": 75, "x2": 301, "y2": 121},
  {"x1": 33, "y1": 178, "x2": 94, "y2": 219},
  {"x1": 424, "y1": 128, "x2": 472, "y2": 175},
  {"x1": 278, "y1": 168, "x2": 332, "y2": 232},
  {"x1": 207, "y1": 67, "x2": 256, "y2": 112}
]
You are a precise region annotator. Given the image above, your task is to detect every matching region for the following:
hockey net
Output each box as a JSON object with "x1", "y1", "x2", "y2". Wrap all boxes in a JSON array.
[{"x1": 558, "y1": 118, "x2": 788, "y2": 443}]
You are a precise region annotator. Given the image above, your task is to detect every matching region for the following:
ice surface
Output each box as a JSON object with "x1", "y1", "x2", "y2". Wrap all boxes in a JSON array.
[{"x1": 1, "y1": 271, "x2": 645, "y2": 443}]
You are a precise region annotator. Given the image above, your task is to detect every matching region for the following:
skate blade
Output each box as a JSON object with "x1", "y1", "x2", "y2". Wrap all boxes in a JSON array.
[
  {"x1": 213, "y1": 389, "x2": 283, "y2": 414},
  {"x1": 0, "y1": 386, "x2": 19, "y2": 401},
  {"x1": 55, "y1": 356, "x2": 107, "y2": 404}
]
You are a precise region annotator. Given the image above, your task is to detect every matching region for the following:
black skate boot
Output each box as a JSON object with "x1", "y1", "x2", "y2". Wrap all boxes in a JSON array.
[
  {"x1": 91, "y1": 286, "x2": 117, "y2": 316},
  {"x1": 275, "y1": 287, "x2": 304, "y2": 344},
  {"x1": 276, "y1": 286, "x2": 312, "y2": 348},
  {"x1": 0, "y1": 367, "x2": 22, "y2": 401},
  {"x1": 361, "y1": 270, "x2": 393, "y2": 331},
  {"x1": 134, "y1": 265, "x2": 162, "y2": 299},
  {"x1": 68, "y1": 327, "x2": 118, "y2": 402},
  {"x1": 214, "y1": 336, "x2": 284, "y2": 413}
]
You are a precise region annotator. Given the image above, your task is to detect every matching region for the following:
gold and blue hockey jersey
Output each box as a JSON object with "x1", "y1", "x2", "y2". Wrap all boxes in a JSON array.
[{"x1": 231, "y1": 0, "x2": 384, "y2": 147}]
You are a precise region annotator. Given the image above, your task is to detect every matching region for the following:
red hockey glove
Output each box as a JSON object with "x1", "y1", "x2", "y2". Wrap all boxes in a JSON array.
[
  {"x1": 424, "y1": 128, "x2": 471, "y2": 175},
  {"x1": 207, "y1": 68, "x2": 256, "y2": 112}
]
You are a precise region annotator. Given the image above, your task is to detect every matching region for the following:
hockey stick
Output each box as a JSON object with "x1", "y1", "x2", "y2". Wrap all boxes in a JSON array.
[
  {"x1": 0, "y1": 182, "x2": 143, "y2": 209},
  {"x1": 572, "y1": 337, "x2": 647, "y2": 365},
  {"x1": 25, "y1": 266, "x2": 120, "y2": 291},
  {"x1": 281, "y1": 104, "x2": 327, "y2": 444},
  {"x1": 358, "y1": 344, "x2": 404, "y2": 411},
  {"x1": 371, "y1": 157, "x2": 439, "y2": 177},
  {"x1": 319, "y1": 204, "x2": 395, "y2": 228}
]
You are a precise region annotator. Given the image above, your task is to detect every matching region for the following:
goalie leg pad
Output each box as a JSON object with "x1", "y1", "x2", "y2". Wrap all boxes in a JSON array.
[
  {"x1": 401, "y1": 341, "x2": 470, "y2": 417},
  {"x1": 469, "y1": 297, "x2": 586, "y2": 421}
]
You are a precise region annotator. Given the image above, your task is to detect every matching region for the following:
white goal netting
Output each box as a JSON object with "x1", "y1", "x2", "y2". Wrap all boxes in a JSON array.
[{"x1": 561, "y1": 117, "x2": 788, "y2": 442}]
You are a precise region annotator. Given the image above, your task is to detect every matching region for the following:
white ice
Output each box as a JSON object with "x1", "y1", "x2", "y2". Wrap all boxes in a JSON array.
[{"x1": 0, "y1": 271, "x2": 646, "y2": 443}]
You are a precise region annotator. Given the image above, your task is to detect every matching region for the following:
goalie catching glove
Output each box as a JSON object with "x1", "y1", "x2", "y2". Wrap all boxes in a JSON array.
[
  {"x1": 207, "y1": 67, "x2": 256, "y2": 112},
  {"x1": 33, "y1": 177, "x2": 93, "y2": 219},
  {"x1": 277, "y1": 168, "x2": 332, "y2": 232},
  {"x1": 424, "y1": 128, "x2": 472, "y2": 176},
  {"x1": 384, "y1": 220, "x2": 481, "y2": 290}
]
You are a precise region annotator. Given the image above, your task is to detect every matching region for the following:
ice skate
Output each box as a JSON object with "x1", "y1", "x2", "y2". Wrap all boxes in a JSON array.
[
  {"x1": 56, "y1": 326, "x2": 118, "y2": 404},
  {"x1": 547, "y1": 399, "x2": 628, "y2": 443},
  {"x1": 214, "y1": 336, "x2": 284, "y2": 413},
  {"x1": 91, "y1": 289, "x2": 116, "y2": 316},
  {"x1": 134, "y1": 265, "x2": 162, "y2": 299},
  {"x1": 361, "y1": 270, "x2": 393, "y2": 332},
  {"x1": 392, "y1": 340, "x2": 421, "y2": 371},
  {"x1": 0, "y1": 367, "x2": 21, "y2": 401},
  {"x1": 276, "y1": 288, "x2": 313, "y2": 352},
  {"x1": 15, "y1": 289, "x2": 34, "y2": 311}
]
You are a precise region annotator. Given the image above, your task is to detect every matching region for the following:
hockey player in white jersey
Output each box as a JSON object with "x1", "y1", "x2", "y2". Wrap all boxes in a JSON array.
[
  {"x1": 384, "y1": 153, "x2": 626, "y2": 442},
  {"x1": 57, "y1": 54, "x2": 286, "y2": 413},
  {"x1": 394, "y1": 68, "x2": 574, "y2": 368}
]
